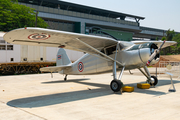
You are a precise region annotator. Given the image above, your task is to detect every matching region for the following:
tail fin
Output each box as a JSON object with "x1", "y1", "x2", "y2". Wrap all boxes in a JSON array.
[{"x1": 57, "y1": 48, "x2": 71, "y2": 66}]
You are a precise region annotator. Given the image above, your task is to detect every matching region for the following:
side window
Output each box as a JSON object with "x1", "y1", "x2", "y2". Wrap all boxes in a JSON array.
[
  {"x1": 7, "y1": 45, "x2": 13, "y2": 50},
  {"x1": 0, "y1": 45, "x2": 6, "y2": 50},
  {"x1": 105, "y1": 45, "x2": 117, "y2": 55},
  {"x1": 100, "y1": 49, "x2": 105, "y2": 54}
]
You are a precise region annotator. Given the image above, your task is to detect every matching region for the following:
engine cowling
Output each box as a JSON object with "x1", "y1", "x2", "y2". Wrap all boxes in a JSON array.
[
  {"x1": 139, "y1": 43, "x2": 160, "y2": 65},
  {"x1": 118, "y1": 42, "x2": 160, "y2": 68}
]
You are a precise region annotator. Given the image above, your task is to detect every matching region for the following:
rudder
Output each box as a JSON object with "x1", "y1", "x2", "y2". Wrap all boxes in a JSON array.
[{"x1": 56, "y1": 48, "x2": 71, "y2": 66}]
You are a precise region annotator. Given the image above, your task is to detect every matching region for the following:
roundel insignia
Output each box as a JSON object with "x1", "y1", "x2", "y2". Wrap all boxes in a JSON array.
[
  {"x1": 78, "y1": 62, "x2": 84, "y2": 72},
  {"x1": 28, "y1": 33, "x2": 50, "y2": 40}
]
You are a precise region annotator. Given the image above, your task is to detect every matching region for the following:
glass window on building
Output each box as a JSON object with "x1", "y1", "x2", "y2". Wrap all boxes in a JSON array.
[
  {"x1": 0, "y1": 45, "x2": 6, "y2": 50},
  {"x1": 0, "y1": 40, "x2": 6, "y2": 44},
  {"x1": 7, "y1": 45, "x2": 13, "y2": 50}
]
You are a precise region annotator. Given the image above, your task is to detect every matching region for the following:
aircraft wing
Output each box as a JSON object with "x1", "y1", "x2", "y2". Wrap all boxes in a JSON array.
[
  {"x1": 40, "y1": 64, "x2": 71, "y2": 72},
  {"x1": 4, "y1": 27, "x2": 177, "y2": 66},
  {"x1": 4, "y1": 27, "x2": 118, "y2": 54},
  {"x1": 132, "y1": 41, "x2": 177, "y2": 48}
]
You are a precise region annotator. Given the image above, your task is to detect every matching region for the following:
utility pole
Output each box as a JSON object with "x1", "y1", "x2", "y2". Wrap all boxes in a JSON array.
[{"x1": 35, "y1": 11, "x2": 38, "y2": 27}]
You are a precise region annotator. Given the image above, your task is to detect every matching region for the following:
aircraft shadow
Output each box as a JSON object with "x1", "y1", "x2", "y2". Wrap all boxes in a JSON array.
[
  {"x1": 41, "y1": 78, "x2": 90, "y2": 84},
  {"x1": 7, "y1": 79, "x2": 180, "y2": 108}
]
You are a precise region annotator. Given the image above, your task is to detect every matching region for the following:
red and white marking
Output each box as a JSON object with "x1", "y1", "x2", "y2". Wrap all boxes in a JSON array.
[
  {"x1": 58, "y1": 55, "x2": 61, "y2": 60},
  {"x1": 28, "y1": 33, "x2": 50, "y2": 40},
  {"x1": 78, "y1": 62, "x2": 84, "y2": 72}
]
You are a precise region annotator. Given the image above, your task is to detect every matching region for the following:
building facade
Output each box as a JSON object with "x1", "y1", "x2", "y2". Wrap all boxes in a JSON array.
[{"x1": 17, "y1": 0, "x2": 169, "y2": 40}]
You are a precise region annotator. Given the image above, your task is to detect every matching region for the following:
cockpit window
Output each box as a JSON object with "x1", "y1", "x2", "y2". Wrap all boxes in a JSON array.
[
  {"x1": 126, "y1": 44, "x2": 140, "y2": 51},
  {"x1": 126, "y1": 42, "x2": 158, "y2": 51}
]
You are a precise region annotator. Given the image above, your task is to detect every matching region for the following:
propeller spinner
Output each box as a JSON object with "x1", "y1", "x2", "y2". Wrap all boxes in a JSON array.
[{"x1": 146, "y1": 41, "x2": 166, "y2": 66}]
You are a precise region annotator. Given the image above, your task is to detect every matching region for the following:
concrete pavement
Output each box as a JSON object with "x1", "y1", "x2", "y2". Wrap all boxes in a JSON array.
[{"x1": 0, "y1": 68, "x2": 180, "y2": 120}]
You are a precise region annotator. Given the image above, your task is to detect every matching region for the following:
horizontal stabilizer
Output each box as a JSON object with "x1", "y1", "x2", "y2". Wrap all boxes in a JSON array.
[{"x1": 40, "y1": 64, "x2": 71, "y2": 72}]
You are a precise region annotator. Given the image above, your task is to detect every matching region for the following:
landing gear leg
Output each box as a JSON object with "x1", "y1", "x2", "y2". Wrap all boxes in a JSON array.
[
  {"x1": 110, "y1": 66, "x2": 125, "y2": 92},
  {"x1": 64, "y1": 74, "x2": 67, "y2": 81},
  {"x1": 110, "y1": 43, "x2": 124, "y2": 92},
  {"x1": 138, "y1": 66, "x2": 158, "y2": 87}
]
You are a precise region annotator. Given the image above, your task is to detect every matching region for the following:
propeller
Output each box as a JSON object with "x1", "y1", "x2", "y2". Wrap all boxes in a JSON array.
[{"x1": 146, "y1": 40, "x2": 166, "y2": 66}]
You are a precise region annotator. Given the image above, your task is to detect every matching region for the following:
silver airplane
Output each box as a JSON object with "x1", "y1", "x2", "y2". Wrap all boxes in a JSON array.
[{"x1": 4, "y1": 27, "x2": 177, "y2": 92}]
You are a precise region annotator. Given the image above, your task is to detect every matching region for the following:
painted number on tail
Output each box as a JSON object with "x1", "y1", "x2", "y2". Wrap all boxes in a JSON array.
[{"x1": 78, "y1": 62, "x2": 84, "y2": 72}]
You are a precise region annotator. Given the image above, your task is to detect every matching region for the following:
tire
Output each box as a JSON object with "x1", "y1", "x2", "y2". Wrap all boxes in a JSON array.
[
  {"x1": 149, "y1": 76, "x2": 158, "y2": 86},
  {"x1": 110, "y1": 80, "x2": 123, "y2": 92}
]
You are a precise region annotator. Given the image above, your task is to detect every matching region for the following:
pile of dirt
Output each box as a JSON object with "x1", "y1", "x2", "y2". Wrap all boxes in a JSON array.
[
  {"x1": 160, "y1": 55, "x2": 180, "y2": 61},
  {"x1": 152, "y1": 55, "x2": 180, "y2": 67}
]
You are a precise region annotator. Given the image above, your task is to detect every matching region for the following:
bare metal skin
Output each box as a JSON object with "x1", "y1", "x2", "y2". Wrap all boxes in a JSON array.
[{"x1": 4, "y1": 27, "x2": 176, "y2": 92}]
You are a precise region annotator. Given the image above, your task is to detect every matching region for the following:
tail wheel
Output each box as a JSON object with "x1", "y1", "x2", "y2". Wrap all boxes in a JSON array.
[
  {"x1": 110, "y1": 80, "x2": 123, "y2": 92},
  {"x1": 149, "y1": 76, "x2": 158, "y2": 86},
  {"x1": 64, "y1": 74, "x2": 67, "y2": 81}
]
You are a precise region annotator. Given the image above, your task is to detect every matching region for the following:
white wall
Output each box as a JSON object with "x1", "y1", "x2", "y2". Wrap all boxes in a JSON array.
[
  {"x1": 46, "y1": 47, "x2": 59, "y2": 61},
  {"x1": 21, "y1": 45, "x2": 47, "y2": 62},
  {"x1": 0, "y1": 44, "x2": 21, "y2": 63},
  {"x1": 0, "y1": 51, "x2": 6, "y2": 63}
]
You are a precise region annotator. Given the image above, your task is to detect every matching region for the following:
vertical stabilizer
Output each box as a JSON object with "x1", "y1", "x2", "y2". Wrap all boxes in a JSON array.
[{"x1": 57, "y1": 48, "x2": 71, "y2": 66}]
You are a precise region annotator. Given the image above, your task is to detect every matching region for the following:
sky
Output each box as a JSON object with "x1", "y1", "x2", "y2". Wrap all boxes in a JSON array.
[{"x1": 61, "y1": 0, "x2": 180, "y2": 32}]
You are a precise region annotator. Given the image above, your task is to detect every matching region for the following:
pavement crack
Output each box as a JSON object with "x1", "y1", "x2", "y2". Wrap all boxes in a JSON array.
[
  {"x1": 15, "y1": 108, "x2": 48, "y2": 120},
  {"x1": 4, "y1": 102, "x2": 47, "y2": 120}
]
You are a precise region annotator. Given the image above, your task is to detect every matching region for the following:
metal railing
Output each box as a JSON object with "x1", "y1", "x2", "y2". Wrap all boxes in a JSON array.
[{"x1": 158, "y1": 61, "x2": 180, "y2": 78}]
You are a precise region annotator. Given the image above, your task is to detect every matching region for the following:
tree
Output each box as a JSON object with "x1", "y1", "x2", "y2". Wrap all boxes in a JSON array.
[
  {"x1": 161, "y1": 36, "x2": 166, "y2": 40},
  {"x1": 171, "y1": 33, "x2": 180, "y2": 54},
  {"x1": 162, "y1": 29, "x2": 176, "y2": 55},
  {"x1": 0, "y1": 0, "x2": 48, "y2": 32},
  {"x1": 155, "y1": 37, "x2": 159, "y2": 41},
  {"x1": 166, "y1": 29, "x2": 175, "y2": 41}
]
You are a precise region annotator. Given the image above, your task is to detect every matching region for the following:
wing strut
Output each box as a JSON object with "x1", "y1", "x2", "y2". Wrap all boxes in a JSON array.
[
  {"x1": 65, "y1": 43, "x2": 110, "y2": 62},
  {"x1": 75, "y1": 38, "x2": 123, "y2": 66}
]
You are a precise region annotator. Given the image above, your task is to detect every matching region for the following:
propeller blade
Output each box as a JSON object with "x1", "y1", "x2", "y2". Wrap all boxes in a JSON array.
[
  {"x1": 146, "y1": 50, "x2": 159, "y2": 66},
  {"x1": 146, "y1": 41, "x2": 166, "y2": 66},
  {"x1": 158, "y1": 40, "x2": 166, "y2": 50}
]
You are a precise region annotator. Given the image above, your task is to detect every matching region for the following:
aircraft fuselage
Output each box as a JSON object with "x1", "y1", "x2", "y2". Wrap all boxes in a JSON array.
[{"x1": 62, "y1": 42, "x2": 159, "y2": 75}]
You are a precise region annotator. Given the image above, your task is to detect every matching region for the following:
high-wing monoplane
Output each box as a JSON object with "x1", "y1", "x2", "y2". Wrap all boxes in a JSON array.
[{"x1": 4, "y1": 27, "x2": 177, "y2": 92}]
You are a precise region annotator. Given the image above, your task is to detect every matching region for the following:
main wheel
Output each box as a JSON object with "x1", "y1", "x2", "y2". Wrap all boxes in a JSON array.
[
  {"x1": 110, "y1": 80, "x2": 123, "y2": 92},
  {"x1": 149, "y1": 76, "x2": 158, "y2": 86}
]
